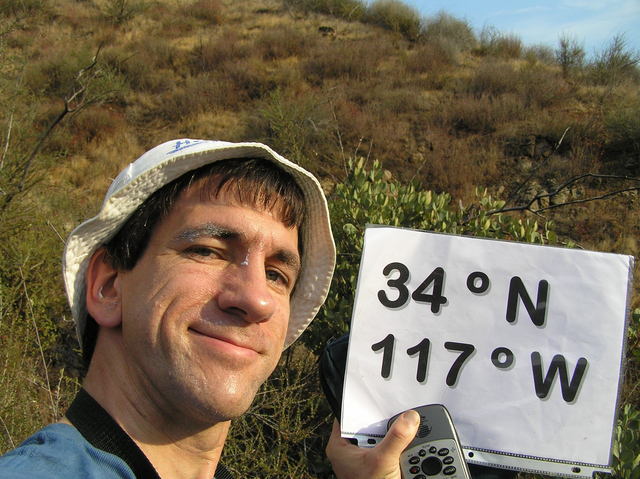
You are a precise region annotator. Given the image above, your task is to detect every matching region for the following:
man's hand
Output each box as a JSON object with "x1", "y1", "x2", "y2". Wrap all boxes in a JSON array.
[{"x1": 326, "y1": 410, "x2": 420, "y2": 479}]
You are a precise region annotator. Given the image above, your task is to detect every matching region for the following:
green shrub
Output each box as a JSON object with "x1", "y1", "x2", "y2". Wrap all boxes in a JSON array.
[
  {"x1": 222, "y1": 346, "x2": 331, "y2": 478},
  {"x1": 302, "y1": 158, "x2": 555, "y2": 352},
  {"x1": 365, "y1": 0, "x2": 422, "y2": 41},
  {"x1": 0, "y1": 185, "x2": 82, "y2": 451},
  {"x1": 610, "y1": 404, "x2": 640, "y2": 478}
]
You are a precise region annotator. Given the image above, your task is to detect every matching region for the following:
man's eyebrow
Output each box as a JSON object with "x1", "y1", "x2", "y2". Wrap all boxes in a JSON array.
[
  {"x1": 174, "y1": 223, "x2": 237, "y2": 242},
  {"x1": 275, "y1": 249, "x2": 302, "y2": 275},
  {"x1": 173, "y1": 222, "x2": 301, "y2": 273}
]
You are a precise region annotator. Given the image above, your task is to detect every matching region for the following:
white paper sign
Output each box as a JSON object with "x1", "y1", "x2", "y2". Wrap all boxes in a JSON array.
[{"x1": 342, "y1": 225, "x2": 633, "y2": 477}]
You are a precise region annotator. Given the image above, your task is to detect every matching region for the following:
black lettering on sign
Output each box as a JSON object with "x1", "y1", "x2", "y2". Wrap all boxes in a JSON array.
[
  {"x1": 506, "y1": 276, "x2": 549, "y2": 326},
  {"x1": 378, "y1": 263, "x2": 410, "y2": 308},
  {"x1": 411, "y1": 267, "x2": 448, "y2": 314},
  {"x1": 531, "y1": 352, "x2": 588, "y2": 402},
  {"x1": 444, "y1": 342, "x2": 476, "y2": 387},
  {"x1": 467, "y1": 271, "x2": 490, "y2": 294},
  {"x1": 407, "y1": 338, "x2": 431, "y2": 383},
  {"x1": 491, "y1": 347, "x2": 515, "y2": 369},
  {"x1": 372, "y1": 334, "x2": 395, "y2": 378}
]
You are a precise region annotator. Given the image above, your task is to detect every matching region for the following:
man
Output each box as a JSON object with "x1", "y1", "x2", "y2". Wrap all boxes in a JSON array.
[{"x1": 0, "y1": 139, "x2": 419, "y2": 478}]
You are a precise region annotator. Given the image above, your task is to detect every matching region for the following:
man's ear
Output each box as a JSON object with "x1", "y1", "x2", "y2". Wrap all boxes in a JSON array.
[{"x1": 85, "y1": 248, "x2": 123, "y2": 328}]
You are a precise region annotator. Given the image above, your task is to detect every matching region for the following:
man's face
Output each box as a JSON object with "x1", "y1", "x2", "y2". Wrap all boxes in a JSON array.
[{"x1": 115, "y1": 179, "x2": 300, "y2": 426}]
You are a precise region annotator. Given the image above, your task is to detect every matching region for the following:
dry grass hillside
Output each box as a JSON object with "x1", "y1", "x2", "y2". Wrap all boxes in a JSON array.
[{"x1": 1, "y1": 0, "x2": 639, "y2": 477}]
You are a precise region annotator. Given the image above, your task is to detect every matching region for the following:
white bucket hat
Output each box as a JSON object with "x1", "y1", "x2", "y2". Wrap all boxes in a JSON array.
[{"x1": 63, "y1": 139, "x2": 336, "y2": 349}]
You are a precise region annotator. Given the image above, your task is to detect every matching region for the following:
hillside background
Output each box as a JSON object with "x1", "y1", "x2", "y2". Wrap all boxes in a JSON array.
[{"x1": 1, "y1": 0, "x2": 639, "y2": 477}]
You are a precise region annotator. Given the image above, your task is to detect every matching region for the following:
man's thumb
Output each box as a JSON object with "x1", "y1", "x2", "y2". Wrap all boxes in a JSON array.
[{"x1": 378, "y1": 410, "x2": 420, "y2": 457}]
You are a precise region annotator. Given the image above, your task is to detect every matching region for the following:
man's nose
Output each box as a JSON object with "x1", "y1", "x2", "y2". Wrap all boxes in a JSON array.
[{"x1": 217, "y1": 260, "x2": 276, "y2": 322}]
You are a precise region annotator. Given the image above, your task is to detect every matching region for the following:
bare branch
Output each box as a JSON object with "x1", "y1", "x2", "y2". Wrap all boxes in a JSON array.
[
  {"x1": 484, "y1": 173, "x2": 640, "y2": 217},
  {"x1": 506, "y1": 127, "x2": 571, "y2": 205},
  {"x1": 1, "y1": 45, "x2": 107, "y2": 211},
  {"x1": 0, "y1": 112, "x2": 14, "y2": 170}
]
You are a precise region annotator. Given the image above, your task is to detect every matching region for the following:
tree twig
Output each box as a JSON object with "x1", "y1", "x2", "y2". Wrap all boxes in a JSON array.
[
  {"x1": 18, "y1": 267, "x2": 56, "y2": 419},
  {"x1": 485, "y1": 173, "x2": 640, "y2": 217},
  {"x1": 506, "y1": 127, "x2": 571, "y2": 205},
  {"x1": 0, "y1": 45, "x2": 105, "y2": 211}
]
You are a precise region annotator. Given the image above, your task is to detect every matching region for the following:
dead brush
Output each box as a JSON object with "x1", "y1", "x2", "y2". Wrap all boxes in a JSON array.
[{"x1": 254, "y1": 26, "x2": 314, "y2": 60}]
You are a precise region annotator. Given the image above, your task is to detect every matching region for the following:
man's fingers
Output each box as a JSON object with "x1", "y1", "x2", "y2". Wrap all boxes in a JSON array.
[
  {"x1": 327, "y1": 419, "x2": 348, "y2": 454},
  {"x1": 376, "y1": 410, "x2": 420, "y2": 458}
]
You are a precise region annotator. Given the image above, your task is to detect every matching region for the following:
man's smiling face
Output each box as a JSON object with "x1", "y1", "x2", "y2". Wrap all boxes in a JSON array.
[{"x1": 115, "y1": 177, "x2": 300, "y2": 425}]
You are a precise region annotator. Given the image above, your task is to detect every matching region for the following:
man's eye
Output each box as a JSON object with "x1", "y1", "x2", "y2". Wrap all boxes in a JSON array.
[
  {"x1": 266, "y1": 269, "x2": 289, "y2": 287},
  {"x1": 184, "y1": 246, "x2": 218, "y2": 258}
]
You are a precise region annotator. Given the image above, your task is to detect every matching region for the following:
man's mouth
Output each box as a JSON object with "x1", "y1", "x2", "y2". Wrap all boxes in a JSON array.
[{"x1": 188, "y1": 326, "x2": 260, "y2": 357}]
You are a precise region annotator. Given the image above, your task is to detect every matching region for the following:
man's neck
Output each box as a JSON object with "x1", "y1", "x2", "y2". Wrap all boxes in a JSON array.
[{"x1": 83, "y1": 336, "x2": 230, "y2": 479}]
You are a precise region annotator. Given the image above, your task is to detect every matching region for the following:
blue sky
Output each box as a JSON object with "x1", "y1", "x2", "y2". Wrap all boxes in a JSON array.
[{"x1": 401, "y1": 0, "x2": 640, "y2": 57}]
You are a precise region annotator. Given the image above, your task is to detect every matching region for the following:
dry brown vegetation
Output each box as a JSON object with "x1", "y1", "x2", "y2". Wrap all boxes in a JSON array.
[{"x1": 1, "y1": 0, "x2": 639, "y2": 476}]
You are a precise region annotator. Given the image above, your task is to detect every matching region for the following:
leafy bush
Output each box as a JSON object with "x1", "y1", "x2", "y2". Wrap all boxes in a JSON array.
[
  {"x1": 365, "y1": 0, "x2": 422, "y2": 41},
  {"x1": 302, "y1": 158, "x2": 556, "y2": 352},
  {"x1": 222, "y1": 346, "x2": 331, "y2": 478},
  {"x1": 0, "y1": 196, "x2": 83, "y2": 451},
  {"x1": 610, "y1": 404, "x2": 640, "y2": 478}
]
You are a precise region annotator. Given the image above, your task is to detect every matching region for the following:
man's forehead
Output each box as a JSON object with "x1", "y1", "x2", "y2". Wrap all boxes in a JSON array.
[{"x1": 183, "y1": 173, "x2": 302, "y2": 229}]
